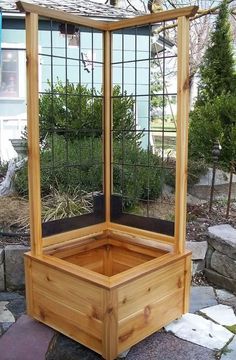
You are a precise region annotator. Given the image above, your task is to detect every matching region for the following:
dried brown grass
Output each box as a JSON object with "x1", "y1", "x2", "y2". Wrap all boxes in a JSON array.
[{"x1": 0, "y1": 196, "x2": 29, "y2": 229}]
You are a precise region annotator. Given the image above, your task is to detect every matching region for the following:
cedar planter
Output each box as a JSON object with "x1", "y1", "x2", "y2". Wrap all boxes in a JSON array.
[
  {"x1": 18, "y1": 1, "x2": 198, "y2": 359},
  {"x1": 25, "y1": 231, "x2": 191, "y2": 358}
]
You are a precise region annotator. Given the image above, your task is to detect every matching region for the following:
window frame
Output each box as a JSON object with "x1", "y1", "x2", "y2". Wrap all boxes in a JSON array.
[{"x1": 0, "y1": 43, "x2": 26, "y2": 100}]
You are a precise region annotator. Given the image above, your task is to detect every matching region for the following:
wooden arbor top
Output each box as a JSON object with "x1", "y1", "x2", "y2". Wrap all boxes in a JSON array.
[{"x1": 16, "y1": 1, "x2": 198, "y2": 30}]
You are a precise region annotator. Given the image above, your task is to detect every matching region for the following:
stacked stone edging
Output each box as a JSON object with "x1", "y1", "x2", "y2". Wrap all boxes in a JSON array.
[
  {"x1": 205, "y1": 224, "x2": 236, "y2": 294},
  {"x1": 186, "y1": 241, "x2": 208, "y2": 275},
  {"x1": 0, "y1": 245, "x2": 29, "y2": 291},
  {"x1": 0, "y1": 250, "x2": 4, "y2": 291}
]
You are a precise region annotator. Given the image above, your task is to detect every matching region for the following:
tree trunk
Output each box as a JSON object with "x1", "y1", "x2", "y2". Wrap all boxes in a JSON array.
[{"x1": 0, "y1": 158, "x2": 26, "y2": 196}]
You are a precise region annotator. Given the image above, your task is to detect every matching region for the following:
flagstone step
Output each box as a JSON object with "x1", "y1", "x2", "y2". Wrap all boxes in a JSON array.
[{"x1": 0, "y1": 315, "x2": 55, "y2": 360}]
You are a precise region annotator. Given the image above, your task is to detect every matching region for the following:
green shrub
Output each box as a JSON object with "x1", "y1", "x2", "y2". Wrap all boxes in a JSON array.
[
  {"x1": 197, "y1": 0, "x2": 236, "y2": 105},
  {"x1": 15, "y1": 136, "x2": 164, "y2": 208},
  {"x1": 189, "y1": 94, "x2": 236, "y2": 166},
  {"x1": 189, "y1": 1, "x2": 236, "y2": 168},
  {"x1": 39, "y1": 81, "x2": 141, "y2": 143}
]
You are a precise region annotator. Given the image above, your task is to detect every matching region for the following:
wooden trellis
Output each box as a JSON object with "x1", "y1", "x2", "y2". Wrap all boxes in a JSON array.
[{"x1": 17, "y1": 1, "x2": 198, "y2": 359}]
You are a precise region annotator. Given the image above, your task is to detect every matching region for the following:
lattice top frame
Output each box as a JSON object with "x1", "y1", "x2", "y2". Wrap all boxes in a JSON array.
[
  {"x1": 16, "y1": 1, "x2": 198, "y2": 30},
  {"x1": 16, "y1": 1, "x2": 198, "y2": 256}
]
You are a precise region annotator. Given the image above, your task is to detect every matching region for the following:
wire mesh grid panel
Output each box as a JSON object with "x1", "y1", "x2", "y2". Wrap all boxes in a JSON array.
[
  {"x1": 37, "y1": 19, "x2": 105, "y2": 236},
  {"x1": 111, "y1": 21, "x2": 177, "y2": 235}
]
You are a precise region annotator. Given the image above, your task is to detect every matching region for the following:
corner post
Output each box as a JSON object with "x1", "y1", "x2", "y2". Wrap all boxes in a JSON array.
[
  {"x1": 175, "y1": 16, "x2": 190, "y2": 254},
  {"x1": 104, "y1": 30, "x2": 112, "y2": 225},
  {"x1": 26, "y1": 12, "x2": 42, "y2": 256},
  {"x1": 102, "y1": 289, "x2": 118, "y2": 360}
]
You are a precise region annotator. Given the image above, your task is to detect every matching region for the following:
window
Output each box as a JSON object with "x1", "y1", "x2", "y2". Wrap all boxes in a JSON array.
[
  {"x1": 0, "y1": 44, "x2": 26, "y2": 99},
  {"x1": 0, "y1": 50, "x2": 19, "y2": 97}
]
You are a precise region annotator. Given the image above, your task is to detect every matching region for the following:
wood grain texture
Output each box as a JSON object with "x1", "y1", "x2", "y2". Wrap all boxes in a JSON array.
[
  {"x1": 183, "y1": 253, "x2": 191, "y2": 313},
  {"x1": 33, "y1": 290, "x2": 102, "y2": 353},
  {"x1": 35, "y1": 290, "x2": 102, "y2": 340},
  {"x1": 102, "y1": 289, "x2": 118, "y2": 360},
  {"x1": 108, "y1": 6, "x2": 198, "y2": 31},
  {"x1": 24, "y1": 256, "x2": 33, "y2": 315},
  {"x1": 109, "y1": 223, "x2": 175, "y2": 246},
  {"x1": 43, "y1": 223, "x2": 106, "y2": 248},
  {"x1": 108, "y1": 237, "x2": 168, "y2": 258},
  {"x1": 31, "y1": 259, "x2": 104, "y2": 319},
  {"x1": 109, "y1": 252, "x2": 188, "y2": 288},
  {"x1": 112, "y1": 262, "x2": 131, "y2": 276},
  {"x1": 26, "y1": 13, "x2": 42, "y2": 256},
  {"x1": 26, "y1": 248, "x2": 189, "y2": 359},
  {"x1": 64, "y1": 248, "x2": 104, "y2": 274},
  {"x1": 117, "y1": 258, "x2": 185, "y2": 320},
  {"x1": 16, "y1": 1, "x2": 108, "y2": 30},
  {"x1": 28, "y1": 252, "x2": 110, "y2": 288},
  {"x1": 54, "y1": 240, "x2": 160, "y2": 276},
  {"x1": 112, "y1": 246, "x2": 154, "y2": 267},
  {"x1": 46, "y1": 237, "x2": 107, "y2": 258},
  {"x1": 118, "y1": 288, "x2": 184, "y2": 353},
  {"x1": 104, "y1": 245, "x2": 113, "y2": 276},
  {"x1": 104, "y1": 30, "x2": 111, "y2": 224},
  {"x1": 174, "y1": 16, "x2": 190, "y2": 254}
]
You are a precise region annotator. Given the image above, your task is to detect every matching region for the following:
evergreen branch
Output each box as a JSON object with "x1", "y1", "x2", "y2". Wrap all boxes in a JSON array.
[{"x1": 155, "y1": 0, "x2": 235, "y2": 35}]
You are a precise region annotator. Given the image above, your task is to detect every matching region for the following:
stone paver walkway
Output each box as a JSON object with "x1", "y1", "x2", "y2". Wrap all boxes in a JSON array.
[{"x1": 1, "y1": 286, "x2": 236, "y2": 359}]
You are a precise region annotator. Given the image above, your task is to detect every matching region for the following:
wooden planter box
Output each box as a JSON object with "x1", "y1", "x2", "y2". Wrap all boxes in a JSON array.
[{"x1": 25, "y1": 230, "x2": 191, "y2": 359}]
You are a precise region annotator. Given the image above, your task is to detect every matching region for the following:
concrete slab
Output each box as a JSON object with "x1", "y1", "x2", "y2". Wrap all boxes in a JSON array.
[
  {"x1": 190, "y1": 286, "x2": 217, "y2": 313},
  {"x1": 216, "y1": 289, "x2": 236, "y2": 302},
  {"x1": 165, "y1": 313, "x2": 233, "y2": 350},
  {"x1": 0, "y1": 315, "x2": 55, "y2": 360},
  {"x1": 221, "y1": 336, "x2": 236, "y2": 360},
  {"x1": 118, "y1": 349, "x2": 131, "y2": 358},
  {"x1": 200, "y1": 304, "x2": 236, "y2": 327},
  {"x1": 0, "y1": 302, "x2": 15, "y2": 323},
  {"x1": 126, "y1": 331, "x2": 216, "y2": 360},
  {"x1": 216, "y1": 289, "x2": 236, "y2": 309}
]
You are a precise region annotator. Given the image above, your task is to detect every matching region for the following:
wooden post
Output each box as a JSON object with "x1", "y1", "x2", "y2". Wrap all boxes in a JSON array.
[
  {"x1": 26, "y1": 13, "x2": 43, "y2": 256},
  {"x1": 183, "y1": 255, "x2": 191, "y2": 312},
  {"x1": 102, "y1": 289, "x2": 118, "y2": 359},
  {"x1": 104, "y1": 30, "x2": 111, "y2": 224},
  {"x1": 175, "y1": 16, "x2": 190, "y2": 254}
]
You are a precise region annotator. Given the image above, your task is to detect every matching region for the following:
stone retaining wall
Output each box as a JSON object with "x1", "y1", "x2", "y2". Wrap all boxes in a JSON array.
[
  {"x1": 205, "y1": 224, "x2": 236, "y2": 294},
  {"x1": 1, "y1": 227, "x2": 236, "y2": 294},
  {"x1": 0, "y1": 245, "x2": 29, "y2": 291}
]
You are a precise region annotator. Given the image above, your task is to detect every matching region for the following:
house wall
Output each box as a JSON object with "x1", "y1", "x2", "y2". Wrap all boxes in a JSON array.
[{"x1": 0, "y1": 16, "x2": 150, "y2": 161}]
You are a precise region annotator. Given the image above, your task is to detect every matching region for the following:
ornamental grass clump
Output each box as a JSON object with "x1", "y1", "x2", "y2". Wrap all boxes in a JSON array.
[{"x1": 42, "y1": 187, "x2": 93, "y2": 222}]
